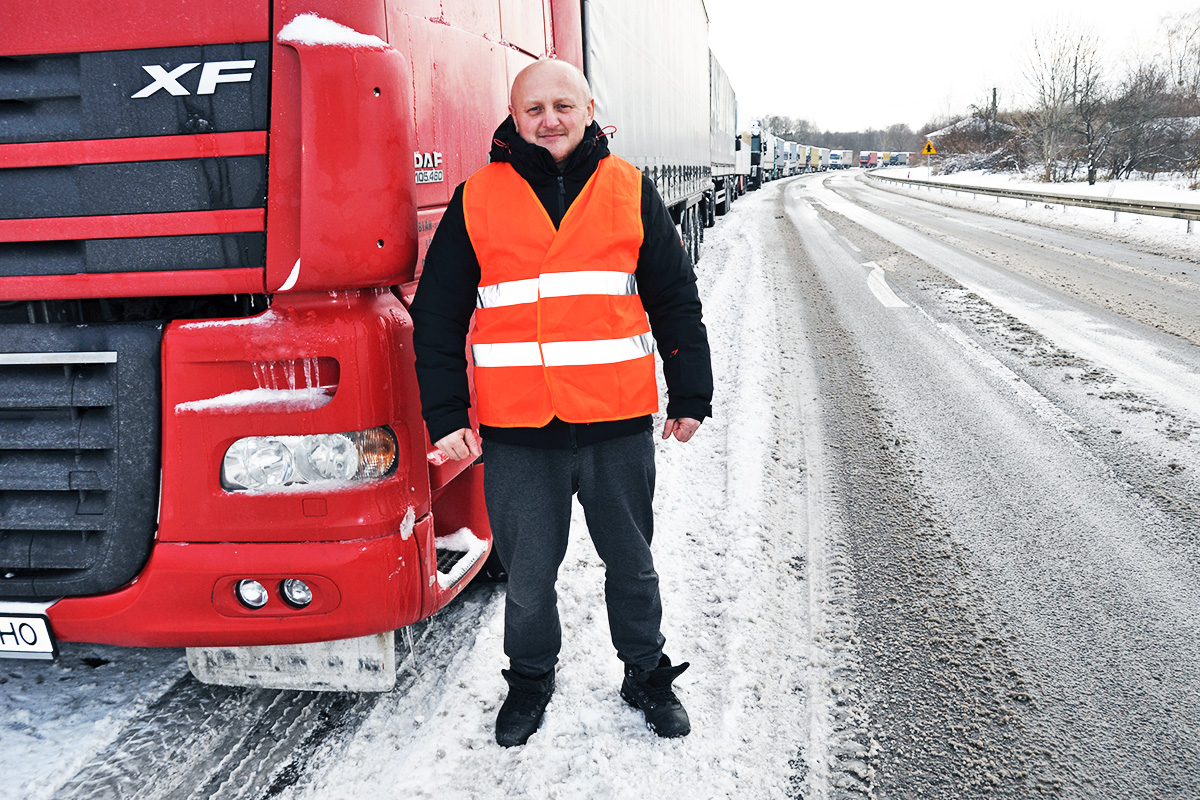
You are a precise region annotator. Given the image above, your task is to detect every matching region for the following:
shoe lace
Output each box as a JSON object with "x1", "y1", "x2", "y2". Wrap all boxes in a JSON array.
[
  {"x1": 643, "y1": 681, "x2": 682, "y2": 708},
  {"x1": 639, "y1": 661, "x2": 689, "y2": 708}
]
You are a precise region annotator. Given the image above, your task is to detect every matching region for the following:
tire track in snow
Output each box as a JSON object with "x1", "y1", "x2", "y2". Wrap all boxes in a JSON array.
[
  {"x1": 688, "y1": 181, "x2": 871, "y2": 799},
  {"x1": 52, "y1": 586, "x2": 501, "y2": 800}
]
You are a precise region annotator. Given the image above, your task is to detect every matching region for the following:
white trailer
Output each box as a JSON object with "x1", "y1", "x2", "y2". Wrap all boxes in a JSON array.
[
  {"x1": 708, "y1": 50, "x2": 739, "y2": 218},
  {"x1": 584, "y1": 0, "x2": 711, "y2": 261}
]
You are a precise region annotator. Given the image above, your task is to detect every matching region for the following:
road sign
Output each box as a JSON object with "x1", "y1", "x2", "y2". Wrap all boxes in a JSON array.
[{"x1": 922, "y1": 140, "x2": 937, "y2": 155}]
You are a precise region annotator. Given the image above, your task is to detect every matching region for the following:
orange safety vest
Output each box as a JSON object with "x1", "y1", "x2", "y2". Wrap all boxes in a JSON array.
[{"x1": 463, "y1": 155, "x2": 659, "y2": 428}]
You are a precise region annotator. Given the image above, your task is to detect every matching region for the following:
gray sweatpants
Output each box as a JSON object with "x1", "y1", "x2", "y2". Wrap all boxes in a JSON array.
[{"x1": 482, "y1": 432, "x2": 666, "y2": 676}]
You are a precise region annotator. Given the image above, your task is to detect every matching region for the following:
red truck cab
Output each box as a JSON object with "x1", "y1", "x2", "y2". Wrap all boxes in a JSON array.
[{"x1": 0, "y1": 0, "x2": 579, "y2": 687}]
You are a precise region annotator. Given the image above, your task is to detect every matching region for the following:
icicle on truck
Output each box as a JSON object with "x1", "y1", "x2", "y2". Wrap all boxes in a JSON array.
[{"x1": 0, "y1": 0, "x2": 727, "y2": 690}]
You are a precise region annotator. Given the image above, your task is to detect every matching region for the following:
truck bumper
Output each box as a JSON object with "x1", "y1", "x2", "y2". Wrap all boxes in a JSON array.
[{"x1": 47, "y1": 521, "x2": 427, "y2": 648}]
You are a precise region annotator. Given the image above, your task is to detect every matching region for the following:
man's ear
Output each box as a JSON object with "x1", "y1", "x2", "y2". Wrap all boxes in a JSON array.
[{"x1": 586, "y1": 98, "x2": 595, "y2": 124}]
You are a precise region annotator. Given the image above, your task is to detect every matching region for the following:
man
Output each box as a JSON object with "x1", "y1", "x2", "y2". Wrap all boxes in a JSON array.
[{"x1": 410, "y1": 58, "x2": 712, "y2": 747}]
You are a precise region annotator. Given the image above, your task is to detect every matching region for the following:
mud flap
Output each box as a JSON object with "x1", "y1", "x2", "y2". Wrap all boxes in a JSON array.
[{"x1": 186, "y1": 631, "x2": 396, "y2": 692}]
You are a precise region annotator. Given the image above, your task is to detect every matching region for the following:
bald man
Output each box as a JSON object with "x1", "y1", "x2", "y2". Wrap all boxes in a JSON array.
[{"x1": 411, "y1": 58, "x2": 713, "y2": 747}]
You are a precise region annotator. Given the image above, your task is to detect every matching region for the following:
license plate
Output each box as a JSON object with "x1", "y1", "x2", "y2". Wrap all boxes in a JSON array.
[{"x1": 0, "y1": 614, "x2": 57, "y2": 660}]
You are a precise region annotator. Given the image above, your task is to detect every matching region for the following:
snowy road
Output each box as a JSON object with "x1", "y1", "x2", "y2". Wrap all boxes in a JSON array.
[{"x1": 4, "y1": 172, "x2": 1200, "y2": 800}]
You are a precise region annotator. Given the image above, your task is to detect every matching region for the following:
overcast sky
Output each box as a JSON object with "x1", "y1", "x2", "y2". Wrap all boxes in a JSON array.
[{"x1": 705, "y1": 0, "x2": 1198, "y2": 134}]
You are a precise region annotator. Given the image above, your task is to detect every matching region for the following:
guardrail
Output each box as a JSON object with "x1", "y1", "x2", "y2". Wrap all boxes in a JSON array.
[{"x1": 864, "y1": 171, "x2": 1200, "y2": 233}]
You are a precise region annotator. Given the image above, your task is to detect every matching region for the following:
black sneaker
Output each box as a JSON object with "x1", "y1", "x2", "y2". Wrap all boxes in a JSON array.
[
  {"x1": 620, "y1": 655, "x2": 691, "y2": 738},
  {"x1": 495, "y1": 668, "x2": 555, "y2": 747}
]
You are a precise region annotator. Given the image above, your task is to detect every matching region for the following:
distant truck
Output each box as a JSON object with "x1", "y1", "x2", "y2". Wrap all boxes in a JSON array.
[
  {"x1": 743, "y1": 122, "x2": 770, "y2": 189},
  {"x1": 830, "y1": 149, "x2": 853, "y2": 169},
  {"x1": 763, "y1": 130, "x2": 782, "y2": 181}
]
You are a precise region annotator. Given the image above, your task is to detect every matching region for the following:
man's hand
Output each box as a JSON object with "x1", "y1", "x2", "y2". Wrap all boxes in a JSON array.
[
  {"x1": 434, "y1": 428, "x2": 482, "y2": 461},
  {"x1": 661, "y1": 417, "x2": 701, "y2": 443}
]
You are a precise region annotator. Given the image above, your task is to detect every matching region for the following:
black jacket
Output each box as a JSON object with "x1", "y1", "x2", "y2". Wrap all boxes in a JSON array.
[{"x1": 410, "y1": 117, "x2": 713, "y2": 449}]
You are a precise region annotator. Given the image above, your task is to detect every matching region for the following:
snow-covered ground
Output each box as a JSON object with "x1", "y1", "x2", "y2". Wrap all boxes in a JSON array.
[
  {"x1": 1, "y1": 644, "x2": 186, "y2": 798},
  {"x1": 871, "y1": 166, "x2": 1198, "y2": 259}
]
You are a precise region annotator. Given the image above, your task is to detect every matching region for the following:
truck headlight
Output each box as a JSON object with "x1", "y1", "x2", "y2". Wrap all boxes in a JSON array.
[{"x1": 221, "y1": 427, "x2": 398, "y2": 492}]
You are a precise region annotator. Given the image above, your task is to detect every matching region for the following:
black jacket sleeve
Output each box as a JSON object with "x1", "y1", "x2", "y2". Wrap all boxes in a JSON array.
[
  {"x1": 636, "y1": 176, "x2": 714, "y2": 421},
  {"x1": 409, "y1": 183, "x2": 480, "y2": 444}
]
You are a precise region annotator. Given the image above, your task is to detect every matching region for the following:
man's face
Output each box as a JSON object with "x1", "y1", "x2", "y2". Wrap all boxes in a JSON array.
[{"x1": 509, "y1": 62, "x2": 595, "y2": 166}]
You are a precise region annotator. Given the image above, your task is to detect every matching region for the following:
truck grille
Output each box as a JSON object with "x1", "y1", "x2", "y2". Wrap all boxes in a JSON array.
[
  {"x1": 0, "y1": 42, "x2": 269, "y2": 280},
  {"x1": 0, "y1": 322, "x2": 161, "y2": 599}
]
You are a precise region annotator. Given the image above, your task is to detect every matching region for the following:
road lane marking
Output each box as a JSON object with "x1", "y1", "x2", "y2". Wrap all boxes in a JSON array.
[
  {"x1": 861, "y1": 261, "x2": 908, "y2": 308},
  {"x1": 914, "y1": 306, "x2": 1083, "y2": 444}
]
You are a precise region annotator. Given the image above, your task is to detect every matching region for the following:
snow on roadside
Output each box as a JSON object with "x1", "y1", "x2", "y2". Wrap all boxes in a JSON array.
[{"x1": 870, "y1": 166, "x2": 1198, "y2": 260}]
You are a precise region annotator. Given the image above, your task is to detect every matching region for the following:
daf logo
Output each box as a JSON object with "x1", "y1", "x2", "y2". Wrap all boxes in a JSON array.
[
  {"x1": 131, "y1": 60, "x2": 256, "y2": 98},
  {"x1": 414, "y1": 152, "x2": 443, "y2": 169}
]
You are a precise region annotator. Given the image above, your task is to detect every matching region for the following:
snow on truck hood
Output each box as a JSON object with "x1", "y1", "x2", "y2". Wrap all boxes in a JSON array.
[{"x1": 277, "y1": 14, "x2": 388, "y2": 49}]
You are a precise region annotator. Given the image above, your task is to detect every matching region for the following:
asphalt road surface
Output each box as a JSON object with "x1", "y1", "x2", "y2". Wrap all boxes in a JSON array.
[{"x1": 779, "y1": 171, "x2": 1200, "y2": 799}]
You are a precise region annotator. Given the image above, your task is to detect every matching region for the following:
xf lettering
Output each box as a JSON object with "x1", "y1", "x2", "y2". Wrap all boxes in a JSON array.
[{"x1": 132, "y1": 60, "x2": 256, "y2": 99}]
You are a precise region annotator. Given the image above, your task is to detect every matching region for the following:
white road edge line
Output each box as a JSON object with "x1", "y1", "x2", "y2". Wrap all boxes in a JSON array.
[{"x1": 914, "y1": 305, "x2": 1083, "y2": 445}]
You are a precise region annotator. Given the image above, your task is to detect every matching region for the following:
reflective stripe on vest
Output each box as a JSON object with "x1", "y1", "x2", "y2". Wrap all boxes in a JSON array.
[
  {"x1": 476, "y1": 271, "x2": 639, "y2": 309},
  {"x1": 463, "y1": 156, "x2": 658, "y2": 427},
  {"x1": 473, "y1": 332, "x2": 655, "y2": 368}
]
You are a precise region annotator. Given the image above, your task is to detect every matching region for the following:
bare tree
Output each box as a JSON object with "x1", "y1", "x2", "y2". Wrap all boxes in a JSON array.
[
  {"x1": 1024, "y1": 23, "x2": 1078, "y2": 181},
  {"x1": 1069, "y1": 31, "x2": 1110, "y2": 185},
  {"x1": 1106, "y1": 59, "x2": 1172, "y2": 178},
  {"x1": 881, "y1": 123, "x2": 918, "y2": 152},
  {"x1": 1165, "y1": 9, "x2": 1200, "y2": 100}
]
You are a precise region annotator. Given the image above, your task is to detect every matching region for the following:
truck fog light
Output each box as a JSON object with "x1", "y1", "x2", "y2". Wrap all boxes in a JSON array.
[
  {"x1": 281, "y1": 578, "x2": 313, "y2": 608},
  {"x1": 280, "y1": 578, "x2": 314, "y2": 609},
  {"x1": 236, "y1": 579, "x2": 269, "y2": 609}
]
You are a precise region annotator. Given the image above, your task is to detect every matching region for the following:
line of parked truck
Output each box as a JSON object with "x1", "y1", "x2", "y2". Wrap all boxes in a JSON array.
[
  {"x1": 740, "y1": 122, "x2": 860, "y2": 188},
  {"x1": 859, "y1": 151, "x2": 915, "y2": 168}
]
